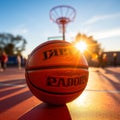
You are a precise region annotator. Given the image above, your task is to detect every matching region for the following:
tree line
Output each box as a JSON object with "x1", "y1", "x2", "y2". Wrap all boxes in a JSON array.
[{"x1": 0, "y1": 33, "x2": 27, "y2": 55}]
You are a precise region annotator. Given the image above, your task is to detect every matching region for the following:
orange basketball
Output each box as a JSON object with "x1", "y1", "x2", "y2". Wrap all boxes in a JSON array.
[{"x1": 25, "y1": 40, "x2": 89, "y2": 105}]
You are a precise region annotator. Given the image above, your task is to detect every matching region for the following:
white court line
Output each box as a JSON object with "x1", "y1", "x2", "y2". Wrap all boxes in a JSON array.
[
  {"x1": 86, "y1": 89, "x2": 120, "y2": 93},
  {"x1": 0, "y1": 83, "x2": 27, "y2": 88}
]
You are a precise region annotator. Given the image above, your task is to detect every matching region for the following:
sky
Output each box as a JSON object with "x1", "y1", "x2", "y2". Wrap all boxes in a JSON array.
[{"x1": 0, "y1": 0, "x2": 120, "y2": 57}]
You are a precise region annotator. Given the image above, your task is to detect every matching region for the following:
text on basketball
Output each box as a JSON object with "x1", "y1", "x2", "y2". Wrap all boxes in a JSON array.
[
  {"x1": 43, "y1": 47, "x2": 77, "y2": 60},
  {"x1": 46, "y1": 76, "x2": 87, "y2": 87}
]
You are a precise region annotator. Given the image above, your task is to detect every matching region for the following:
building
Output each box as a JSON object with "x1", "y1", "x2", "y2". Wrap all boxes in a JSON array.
[{"x1": 103, "y1": 51, "x2": 120, "y2": 66}]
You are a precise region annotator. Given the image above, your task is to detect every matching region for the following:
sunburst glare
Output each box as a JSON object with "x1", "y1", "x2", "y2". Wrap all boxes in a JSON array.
[{"x1": 75, "y1": 41, "x2": 87, "y2": 53}]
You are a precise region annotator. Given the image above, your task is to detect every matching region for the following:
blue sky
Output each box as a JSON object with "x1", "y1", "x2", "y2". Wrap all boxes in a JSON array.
[{"x1": 0, "y1": 0, "x2": 120, "y2": 57}]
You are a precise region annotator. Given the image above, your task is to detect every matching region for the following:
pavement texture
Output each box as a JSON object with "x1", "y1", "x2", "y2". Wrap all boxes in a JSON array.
[{"x1": 0, "y1": 67, "x2": 120, "y2": 120}]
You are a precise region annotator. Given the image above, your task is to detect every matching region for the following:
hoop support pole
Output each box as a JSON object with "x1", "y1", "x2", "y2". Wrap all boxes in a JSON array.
[{"x1": 62, "y1": 24, "x2": 65, "y2": 41}]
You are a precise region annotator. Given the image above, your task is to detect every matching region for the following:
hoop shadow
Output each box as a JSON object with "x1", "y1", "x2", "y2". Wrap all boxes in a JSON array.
[{"x1": 18, "y1": 103, "x2": 72, "y2": 120}]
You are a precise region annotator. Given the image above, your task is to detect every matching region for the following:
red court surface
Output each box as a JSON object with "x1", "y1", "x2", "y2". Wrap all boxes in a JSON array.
[{"x1": 0, "y1": 67, "x2": 120, "y2": 120}]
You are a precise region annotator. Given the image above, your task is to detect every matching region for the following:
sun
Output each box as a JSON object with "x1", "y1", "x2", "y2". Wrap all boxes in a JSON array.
[{"x1": 75, "y1": 41, "x2": 87, "y2": 52}]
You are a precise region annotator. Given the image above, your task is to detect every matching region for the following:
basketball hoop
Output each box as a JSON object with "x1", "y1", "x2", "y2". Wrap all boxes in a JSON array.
[{"x1": 50, "y1": 5, "x2": 76, "y2": 41}]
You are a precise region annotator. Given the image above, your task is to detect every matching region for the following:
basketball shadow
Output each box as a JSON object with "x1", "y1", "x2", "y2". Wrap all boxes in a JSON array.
[{"x1": 18, "y1": 103, "x2": 72, "y2": 120}]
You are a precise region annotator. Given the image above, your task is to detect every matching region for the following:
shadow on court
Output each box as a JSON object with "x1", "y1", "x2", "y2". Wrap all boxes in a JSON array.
[
  {"x1": 18, "y1": 103, "x2": 72, "y2": 120},
  {"x1": 0, "y1": 90, "x2": 32, "y2": 113},
  {"x1": 95, "y1": 68, "x2": 120, "y2": 103}
]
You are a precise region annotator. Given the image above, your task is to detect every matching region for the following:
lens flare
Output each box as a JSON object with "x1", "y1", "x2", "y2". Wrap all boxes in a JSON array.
[{"x1": 75, "y1": 41, "x2": 87, "y2": 52}]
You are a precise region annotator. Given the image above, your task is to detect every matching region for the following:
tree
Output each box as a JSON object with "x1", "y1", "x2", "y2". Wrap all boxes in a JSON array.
[
  {"x1": 73, "y1": 33, "x2": 103, "y2": 65},
  {"x1": 0, "y1": 33, "x2": 27, "y2": 55}
]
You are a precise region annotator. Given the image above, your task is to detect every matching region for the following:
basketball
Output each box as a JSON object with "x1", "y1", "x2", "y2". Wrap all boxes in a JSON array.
[{"x1": 25, "y1": 40, "x2": 89, "y2": 105}]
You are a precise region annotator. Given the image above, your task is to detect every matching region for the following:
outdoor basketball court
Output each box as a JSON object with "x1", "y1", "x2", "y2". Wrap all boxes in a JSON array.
[{"x1": 0, "y1": 67, "x2": 120, "y2": 120}]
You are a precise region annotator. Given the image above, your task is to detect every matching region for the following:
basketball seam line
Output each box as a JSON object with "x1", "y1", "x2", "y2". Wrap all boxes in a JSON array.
[{"x1": 26, "y1": 65, "x2": 88, "y2": 71}]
